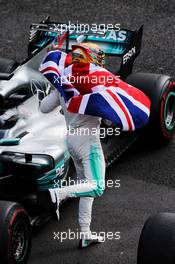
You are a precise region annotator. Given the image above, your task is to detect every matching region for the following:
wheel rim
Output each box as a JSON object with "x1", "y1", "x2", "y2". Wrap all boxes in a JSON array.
[
  {"x1": 163, "y1": 91, "x2": 175, "y2": 131},
  {"x1": 12, "y1": 220, "x2": 29, "y2": 262}
]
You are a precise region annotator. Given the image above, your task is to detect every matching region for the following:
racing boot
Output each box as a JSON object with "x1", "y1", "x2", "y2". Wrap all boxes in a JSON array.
[{"x1": 79, "y1": 231, "x2": 104, "y2": 248}]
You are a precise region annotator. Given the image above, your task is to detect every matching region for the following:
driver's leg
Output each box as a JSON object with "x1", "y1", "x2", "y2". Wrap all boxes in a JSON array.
[{"x1": 49, "y1": 136, "x2": 105, "y2": 199}]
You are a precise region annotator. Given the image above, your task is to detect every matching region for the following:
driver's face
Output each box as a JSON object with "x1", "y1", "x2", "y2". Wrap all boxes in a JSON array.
[{"x1": 72, "y1": 48, "x2": 88, "y2": 64}]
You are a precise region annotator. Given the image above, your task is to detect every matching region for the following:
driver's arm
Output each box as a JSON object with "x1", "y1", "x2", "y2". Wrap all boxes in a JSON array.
[{"x1": 40, "y1": 89, "x2": 60, "y2": 113}]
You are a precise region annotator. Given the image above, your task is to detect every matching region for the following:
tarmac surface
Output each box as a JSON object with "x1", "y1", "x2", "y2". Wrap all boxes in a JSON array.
[{"x1": 0, "y1": 0, "x2": 175, "y2": 263}]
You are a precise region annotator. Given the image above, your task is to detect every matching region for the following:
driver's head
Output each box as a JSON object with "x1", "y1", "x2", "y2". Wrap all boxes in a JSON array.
[{"x1": 71, "y1": 42, "x2": 105, "y2": 67}]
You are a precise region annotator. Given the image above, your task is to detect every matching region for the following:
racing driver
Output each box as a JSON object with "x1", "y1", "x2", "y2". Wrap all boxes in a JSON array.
[
  {"x1": 40, "y1": 43, "x2": 106, "y2": 248},
  {"x1": 39, "y1": 41, "x2": 150, "y2": 248}
]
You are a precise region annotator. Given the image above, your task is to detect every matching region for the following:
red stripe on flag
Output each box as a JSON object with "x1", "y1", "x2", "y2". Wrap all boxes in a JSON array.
[
  {"x1": 107, "y1": 89, "x2": 133, "y2": 131},
  {"x1": 67, "y1": 96, "x2": 82, "y2": 113},
  {"x1": 118, "y1": 79, "x2": 151, "y2": 109},
  {"x1": 65, "y1": 54, "x2": 72, "y2": 68},
  {"x1": 41, "y1": 66, "x2": 60, "y2": 75}
]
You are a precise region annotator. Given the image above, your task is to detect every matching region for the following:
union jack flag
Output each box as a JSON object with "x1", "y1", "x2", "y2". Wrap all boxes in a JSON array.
[{"x1": 39, "y1": 50, "x2": 151, "y2": 131}]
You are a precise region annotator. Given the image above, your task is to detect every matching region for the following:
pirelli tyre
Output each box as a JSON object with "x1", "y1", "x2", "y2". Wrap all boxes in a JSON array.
[
  {"x1": 0, "y1": 201, "x2": 31, "y2": 264},
  {"x1": 137, "y1": 213, "x2": 175, "y2": 264},
  {"x1": 126, "y1": 73, "x2": 175, "y2": 145}
]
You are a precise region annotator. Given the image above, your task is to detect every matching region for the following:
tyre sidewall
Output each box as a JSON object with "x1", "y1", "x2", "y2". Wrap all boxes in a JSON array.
[
  {"x1": 159, "y1": 81, "x2": 175, "y2": 139},
  {"x1": 0, "y1": 202, "x2": 31, "y2": 264},
  {"x1": 126, "y1": 73, "x2": 175, "y2": 143}
]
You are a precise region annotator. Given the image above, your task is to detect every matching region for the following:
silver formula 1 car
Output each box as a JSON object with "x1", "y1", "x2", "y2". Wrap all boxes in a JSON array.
[{"x1": 0, "y1": 16, "x2": 175, "y2": 264}]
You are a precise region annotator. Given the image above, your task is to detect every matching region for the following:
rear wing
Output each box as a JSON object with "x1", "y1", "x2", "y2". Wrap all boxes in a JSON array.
[{"x1": 28, "y1": 17, "x2": 143, "y2": 78}]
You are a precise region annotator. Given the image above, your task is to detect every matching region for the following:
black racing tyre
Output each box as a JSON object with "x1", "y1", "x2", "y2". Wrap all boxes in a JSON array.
[
  {"x1": 0, "y1": 201, "x2": 31, "y2": 264},
  {"x1": 0, "y1": 57, "x2": 19, "y2": 73},
  {"x1": 126, "y1": 73, "x2": 175, "y2": 145},
  {"x1": 137, "y1": 213, "x2": 175, "y2": 264}
]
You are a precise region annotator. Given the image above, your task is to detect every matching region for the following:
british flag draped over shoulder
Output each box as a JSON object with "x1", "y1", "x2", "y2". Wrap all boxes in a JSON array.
[{"x1": 39, "y1": 50, "x2": 151, "y2": 131}]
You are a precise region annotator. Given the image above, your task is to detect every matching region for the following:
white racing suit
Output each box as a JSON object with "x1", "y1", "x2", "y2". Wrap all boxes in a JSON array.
[
  {"x1": 40, "y1": 49, "x2": 150, "y2": 234},
  {"x1": 40, "y1": 89, "x2": 105, "y2": 233}
]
